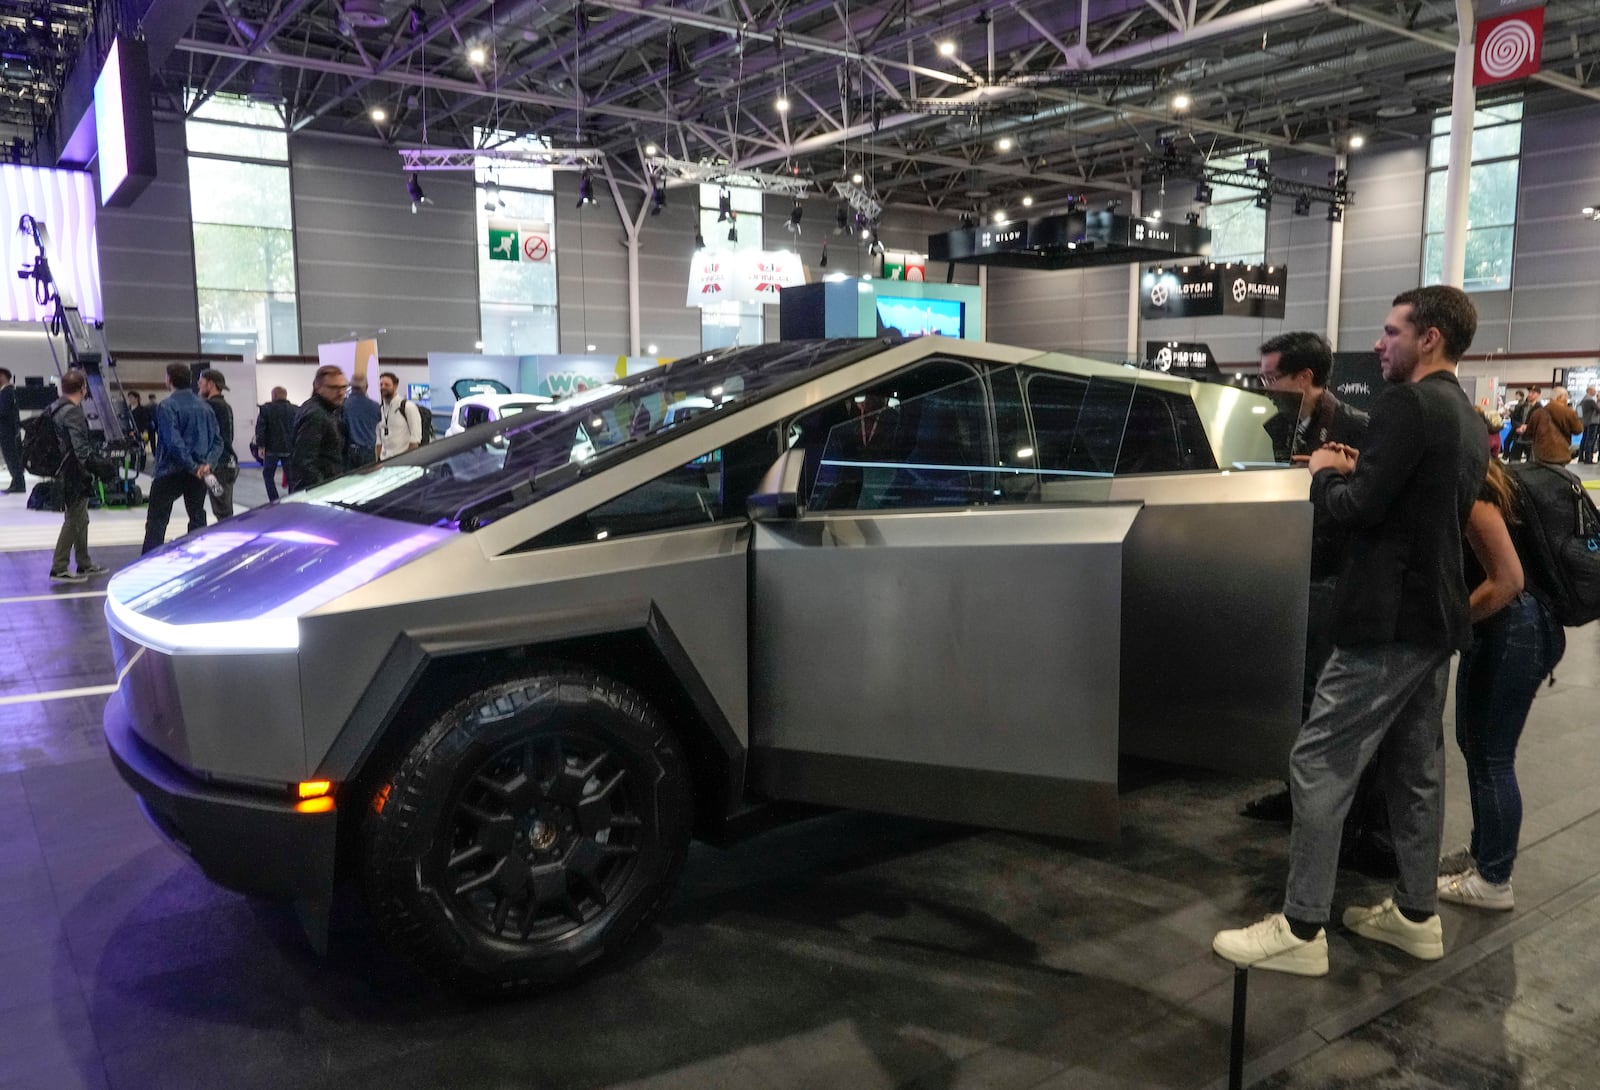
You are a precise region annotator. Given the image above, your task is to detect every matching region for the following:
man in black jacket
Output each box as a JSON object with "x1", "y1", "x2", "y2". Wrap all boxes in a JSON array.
[
  {"x1": 47, "y1": 370, "x2": 109, "y2": 583},
  {"x1": 0, "y1": 367, "x2": 25, "y2": 493},
  {"x1": 1215, "y1": 286, "x2": 1488, "y2": 977},
  {"x1": 255, "y1": 386, "x2": 296, "y2": 502},
  {"x1": 290, "y1": 365, "x2": 349, "y2": 492},
  {"x1": 199, "y1": 370, "x2": 237, "y2": 520}
]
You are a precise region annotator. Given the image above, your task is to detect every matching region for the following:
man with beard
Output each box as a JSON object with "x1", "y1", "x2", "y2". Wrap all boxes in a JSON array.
[
  {"x1": 1214, "y1": 286, "x2": 1488, "y2": 976},
  {"x1": 290, "y1": 365, "x2": 349, "y2": 492}
]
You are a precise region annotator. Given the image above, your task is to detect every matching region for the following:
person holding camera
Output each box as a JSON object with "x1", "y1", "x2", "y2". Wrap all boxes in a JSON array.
[
  {"x1": 141, "y1": 362, "x2": 222, "y2": 555},
  {"x1": 47, "y1": 369, "x2": 109, "y2": 584}
]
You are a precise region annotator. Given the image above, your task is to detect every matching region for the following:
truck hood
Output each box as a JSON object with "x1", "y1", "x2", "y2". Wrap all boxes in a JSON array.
[{"x1": 106, "y1": 501, "x2": 452, "y2": 655}]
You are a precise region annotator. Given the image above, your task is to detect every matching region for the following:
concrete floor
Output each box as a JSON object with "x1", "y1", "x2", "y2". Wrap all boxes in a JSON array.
[{"x1": 3, "y1": 466, "x2": 1600, "y2": 1089}]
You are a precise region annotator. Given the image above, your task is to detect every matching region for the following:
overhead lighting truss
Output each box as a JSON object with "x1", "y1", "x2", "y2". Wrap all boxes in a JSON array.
[
  {"x1": 991, "y1": 70, "x2": 1161, "y2": 90},
  {"x1": 398, "y1": 146, "x2": 609, "y2": 172},
  {"x1": 902, "y1": 99, "x2": 1036, "y2": 117},
  {"x1": 832, "y1": 181, "x2": 883, "y2": 221},
  {"x1": 649, "y1": 155, "x2": 813, "y2": 198},
  {"x1": 1146, "y1": 151, "x2": 1351, "y2": 211}
]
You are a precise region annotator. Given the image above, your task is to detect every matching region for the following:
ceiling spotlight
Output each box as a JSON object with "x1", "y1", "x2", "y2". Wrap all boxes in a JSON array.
[
  {"x1": 1326, "y1": 204, "x2": 1343, "y2": 223},
  {"x1": 577, "y1": 171, "x2": 596, "y2": 207},
  {"x1": 407, "y1": 4, "x2": 426, "y2": 35},
  {"x1": 860, "y1": 226, "x2": 871, "y2": 241},
  {"x1": 717, "y1": 187, "x2": 733, "y2": 222},
  {"x1": 851, "y1": 171, "x2": 864, "y2": 184},
  {"x1": 775, "y1": 96, "x2": 790, "y2": 113},
  {"x1": 996, "y1": 136, "x2": 1014, "y2": 152},
  {"x1": 405, "y1": 173, "x2": 430, "y2": 213},
  {"x1": 1021, "y1": 195, "x2": 1034, "y2": 207},
  {"x1": 1292, "y1": 195, "x2": 1312, "y2": 217},
  {"x1": 1585, "y1": 205, "x2": 1600, "y2": 221},
  {"x1": 643, "y1": 143, "x2": 658, "y2": 157},
  {"x1": 1348, "y1": 133, "x2": 1366, "y2": 150},
  {"x1": 728, "y1": 224, "x2": 739, "y2": 243},
  {"x1": 1194, "y1": 183, "x2": 1212, "y2": 205},
  {"x1": 649, "y1": 177, "x2": 667, "y2": 215},
  {"x1": 786, "y1": 203, "x2": 803, "y2": 234},
  {"x1": 1184, "y1": 211, "x2": 1200, "y2": 226},
  {"x1": 1171, "y1": 92, "x2": 1191, "y2": 111},
  {"x1": 483, "y1": 180, "x2": 504, "y2": 212},
  {"x1": 938, "y1": 39, "x2": 956, "y2": 57},
  {"x1": 835, "y1": 204, "x2": 849, "y2": 233},
  {"x1": 993, "y1": 210, "x2": 1008, "y2": 224},
  {"x1": 1150, "y1": 209, "x2": 1162, "y2": 219},
  {"x1": 467, "y1": 45, "x2": 487, "y2": 66},
  {"x1": 369, "y1": 106, "x2": 387, "y2": 122}
]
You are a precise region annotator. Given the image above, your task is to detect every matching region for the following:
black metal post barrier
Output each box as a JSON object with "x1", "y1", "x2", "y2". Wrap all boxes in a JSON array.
[{"x1": 1229, "y1": 965, "x2": 1249, "y2": 1090}]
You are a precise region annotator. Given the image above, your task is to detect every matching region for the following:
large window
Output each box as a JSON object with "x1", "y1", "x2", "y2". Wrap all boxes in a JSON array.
[
  {"x1": 699, "y1": 184, "x2": 765, "y2": 350},
  {"x1": 475, "y1": 131, "x2": 559, "y2": 354},
  {"x1": 186, "y1": 96, "x2": 298, "y2": 356},
  {"x1": 1203, "y1": 154, "x2": 1268, "y2": 265},
  {"x1": 1423, "y1": 101, "x2": 1522, "y2": 291}
]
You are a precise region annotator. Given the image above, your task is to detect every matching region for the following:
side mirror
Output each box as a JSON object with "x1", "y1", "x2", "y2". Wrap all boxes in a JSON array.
[{"x1": 746, "y1": 447, "x2": 805, "y2": 520}]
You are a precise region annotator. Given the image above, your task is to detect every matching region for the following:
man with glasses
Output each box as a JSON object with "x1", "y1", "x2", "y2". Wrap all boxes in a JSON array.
[
  {"x1": 289, "y1": 365, "x2": 349, "y2": 492},
  {"x1": 1246, "y1": 335, "x2": 1393, "y2": 874}
]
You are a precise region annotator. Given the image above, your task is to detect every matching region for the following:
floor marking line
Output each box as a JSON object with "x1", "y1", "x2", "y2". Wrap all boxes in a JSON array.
[
  {"x1": 0, "y1": 683, "x2": 117, "y2": 707},
  {"x1": 0, "y1": 591, "x2": 109, "y2": 604}
]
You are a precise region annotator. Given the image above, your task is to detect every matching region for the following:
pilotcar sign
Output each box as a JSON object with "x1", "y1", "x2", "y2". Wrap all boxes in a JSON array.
[{"x1": 1140, "y1": 263, "x2": 1287, "y2": 320}]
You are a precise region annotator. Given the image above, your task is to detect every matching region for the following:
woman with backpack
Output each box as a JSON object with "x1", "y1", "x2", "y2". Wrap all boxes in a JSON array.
[{"x1": 1442, "y1": 459, "x2": 1566, "y2": 910}]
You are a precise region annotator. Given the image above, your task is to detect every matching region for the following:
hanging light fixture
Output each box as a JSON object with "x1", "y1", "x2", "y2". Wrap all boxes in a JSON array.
[
  {"x1": 577, "y1": 171, "x2": 596, "y2": 207},
  {"x1": 727, "y1": 223, "x2": 739, "y2": 243},
  {"x1": 649, "y1": 176, "x2": 667, "y2": 215},
  {"x1": 694, "y1": 228, "x2": 706, "y2": 249},
  {"x1": 406, "y1": 173, "x2": 430, "y2": 213},
  {"x1": 835, "y1": 204, "x2": 849, "y2": 233},
  {"x1": 717, "y1": 187, "x2": 733, "y2": 222},
  {"x1": 819, "y1": 239, "x2": 829, "y2": 268},
  {"x1": 786, "y1": 202, "x2": 803, "y2": 234}
]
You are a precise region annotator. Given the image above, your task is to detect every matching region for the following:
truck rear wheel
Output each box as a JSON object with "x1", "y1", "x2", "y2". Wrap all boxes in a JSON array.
[{"x1": 361, "y1": 668, "x2": 692, "y2": 996}]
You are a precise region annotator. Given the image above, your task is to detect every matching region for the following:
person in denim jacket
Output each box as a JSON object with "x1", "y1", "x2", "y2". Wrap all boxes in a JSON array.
[{"x1": 141, "y1": 362, "x2": 222, "y2": 554}]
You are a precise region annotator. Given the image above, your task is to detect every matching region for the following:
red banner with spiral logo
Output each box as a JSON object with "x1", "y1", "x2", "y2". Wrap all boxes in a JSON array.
[{"x1": 1475, "y1": 7, "x2": 1544, "y2": 87}]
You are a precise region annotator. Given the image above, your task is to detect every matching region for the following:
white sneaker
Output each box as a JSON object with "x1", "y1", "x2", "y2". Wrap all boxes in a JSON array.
[
  {"x1": 1438, "y1": 868, "x2": 1514, "y2": 911},
  {"x1": 1212, "y1": 913, "x2": 1329, "y2": 976},
  {"x1": 1341, "y1": 899, "x2": 1444, "y2": 960}
]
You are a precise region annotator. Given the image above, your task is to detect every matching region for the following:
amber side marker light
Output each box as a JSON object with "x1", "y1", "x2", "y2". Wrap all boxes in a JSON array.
[
  {"x1": 295, "y1": 796, "x2": 335, "y2": 814},
  {"x1": 296, "y1": 780, "x2": 334, "y2": 800}
]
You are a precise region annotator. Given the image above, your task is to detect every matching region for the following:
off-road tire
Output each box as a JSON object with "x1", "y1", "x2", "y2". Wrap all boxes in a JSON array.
[{"x1": 361, "y1": 668, "x2": 692, "y2": 996}]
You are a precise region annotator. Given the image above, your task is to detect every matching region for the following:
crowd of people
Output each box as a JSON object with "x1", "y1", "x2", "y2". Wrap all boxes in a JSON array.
[
  {"x1": 17, "y1": 363, "x2": 428, "y2": 583},
  {"x1": 1492, "y1": 384, "x2": 1598, "y2": 465},
  {"x1": 1214, "y1": 285, "x2": 1574, "y2": 977}
]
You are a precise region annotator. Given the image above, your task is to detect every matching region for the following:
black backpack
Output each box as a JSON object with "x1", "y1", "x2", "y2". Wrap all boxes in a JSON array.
[
  {"x1": 405, "y1": 399, "x2": 435, "y2": 445},
  {"x1": 1508, "y1": 463, "x2": 1600, "y2": 627},
  {"x1": 22, "y1": 405, "x2": 66, "y2": 477}
]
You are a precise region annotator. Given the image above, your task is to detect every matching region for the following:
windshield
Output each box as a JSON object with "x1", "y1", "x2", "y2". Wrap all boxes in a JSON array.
[{"x1": 287, "y1": 339, "x2": 888, "y2": 530}]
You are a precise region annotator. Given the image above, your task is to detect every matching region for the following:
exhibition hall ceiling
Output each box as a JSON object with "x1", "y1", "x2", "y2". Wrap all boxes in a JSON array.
[{"x1": 17, "y1": 1, "x2": 1600, "y2": 211}]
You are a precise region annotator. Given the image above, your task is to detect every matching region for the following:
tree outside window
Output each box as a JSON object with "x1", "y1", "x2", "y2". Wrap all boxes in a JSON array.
[
  {"x1": 186, "y1": 96, "x2": 299, "y2": 356},
  {"x1": 1422, "y1": 101, "x2": 1522, "y2": 291}
]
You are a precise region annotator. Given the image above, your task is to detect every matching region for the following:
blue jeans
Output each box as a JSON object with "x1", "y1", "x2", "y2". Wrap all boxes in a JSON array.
[
  {"x1": 262, "y1": 452, "x2": 288, "y2": 503},
  {"x1": 1284, "y1": 642, "x2": 1452, "y2": 924},
  {"x1": 1455, "y1": 592, "x2": 1566, "y2": 884}
]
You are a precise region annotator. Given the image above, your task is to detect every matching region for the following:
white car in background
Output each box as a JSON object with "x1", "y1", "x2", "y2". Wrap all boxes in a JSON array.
[{"x1": 446, "y1": 393, "x2": 553, "y2": 437}]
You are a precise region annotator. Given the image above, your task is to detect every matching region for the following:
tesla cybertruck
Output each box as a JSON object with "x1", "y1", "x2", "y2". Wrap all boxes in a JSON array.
[{"x1": 103, "y1": 336, "x2": 1311, "y2": 994}]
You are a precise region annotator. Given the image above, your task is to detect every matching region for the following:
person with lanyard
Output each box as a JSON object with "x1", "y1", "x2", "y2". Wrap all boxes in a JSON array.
[{"x1": 377, "y1": 371, "x2": 423, "y2": 460}]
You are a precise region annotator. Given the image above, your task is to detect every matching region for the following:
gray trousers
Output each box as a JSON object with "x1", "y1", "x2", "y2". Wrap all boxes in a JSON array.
[
  {"x1": 1283, "y1": 642, "x2": 1451, "y2": 924},
  {"x1": 52, "y1": 497, "x2": 91, "y2": 574}
]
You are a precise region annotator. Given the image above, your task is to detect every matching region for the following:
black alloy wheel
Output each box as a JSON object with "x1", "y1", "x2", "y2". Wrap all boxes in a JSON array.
[{"x1": 362, "y1": 668, "x2": 692, "y2": 995}]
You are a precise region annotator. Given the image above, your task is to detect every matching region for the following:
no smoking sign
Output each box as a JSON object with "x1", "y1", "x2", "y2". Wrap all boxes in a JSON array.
[{"x1": 522, "y1": 233, "x2": 549, "y2": 262}]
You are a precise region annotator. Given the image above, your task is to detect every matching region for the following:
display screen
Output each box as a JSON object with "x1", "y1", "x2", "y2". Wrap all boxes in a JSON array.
[
  {"x1": 407, "y1": 383, "x2": 430, "y2": 405},
  {"x1": 91, "y1": 37, "x2": 156, "y2": 208},
  {"x1": 875, "y1": 296, "x2": 964, "y2": 338}
]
